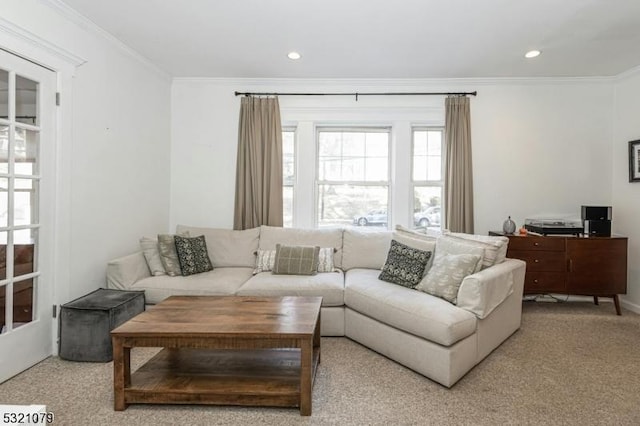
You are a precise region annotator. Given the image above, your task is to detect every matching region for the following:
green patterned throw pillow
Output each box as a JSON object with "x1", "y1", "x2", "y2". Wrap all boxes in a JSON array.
[
  {"x1": 273, "y1": 244, "x2": 320, "y2": 275},
  {"x1": 415, "y1": 253, "x2": 481, "y2": 303},
  {"x1": 174, "y1": 235, "x2": 214, "y2": 276},
  {"x1": 378, "y1": 239, "x2": 432, "y2": 288}
]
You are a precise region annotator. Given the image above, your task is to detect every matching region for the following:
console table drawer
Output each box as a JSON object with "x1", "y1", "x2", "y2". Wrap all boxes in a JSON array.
[
  {"x1": 508, "y1": 250, "x2": 566, "y2": 271},
  {"x1": 524, "y1": 272, "x2": 566, "y2": 293},
  {"x1": 507, "y1": 237, "x2": 565, "y2": 251}
]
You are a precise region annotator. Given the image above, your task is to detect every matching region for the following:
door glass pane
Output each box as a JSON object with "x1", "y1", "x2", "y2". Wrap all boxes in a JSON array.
[
  {"x1": 15, "y1": 75, "x2": 38, "y2": 126},
  {"x1": 0, "y1": 178, "x2": 7, "y2": 228},
  {"x1": 12, "y1": 278, "x2": 34, "y2": 328},
  {"x1": 14, "y1": 179, "x2": 37, "y2": 226},
  {"x1": 0, "y1": 284, "x2": 6, "y2": 333},
  {"x1": 0, "y1": 69, "x2": 7, "y2": 121},
  {"x1": 413, "y1": 186, "x2": 442, "y2": 229},
  {"x1": 0, "y1": 125, "x2": 7, "y2": 174},
  {"x1": 0, "y1": 231, "x2": 6, "y2": 281},
  {"x1": 14, "y1": 128, "x2": 38, "y2": 175},
  {"x1": 317, "y1": 184, "x2": 388, "y2": 228},
  {"x1": 14, "y1": 242, "x2": 35, "y2": 279}
]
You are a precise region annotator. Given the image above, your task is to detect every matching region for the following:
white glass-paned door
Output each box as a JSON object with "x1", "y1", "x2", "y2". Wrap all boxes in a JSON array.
[{"x1": 0, "y1": 50, "x2": 55, "y2": 383}]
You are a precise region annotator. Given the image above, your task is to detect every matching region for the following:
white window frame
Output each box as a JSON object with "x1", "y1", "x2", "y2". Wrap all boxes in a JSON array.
[
  {"x1": 411, "y1": 127, "x2": 445, "y2": 229},
  {"x1": 315, "y1": 126, "x2": 392, "y2": 228}
]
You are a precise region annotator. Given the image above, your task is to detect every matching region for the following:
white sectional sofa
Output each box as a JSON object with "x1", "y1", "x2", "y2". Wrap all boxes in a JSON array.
[{"x1": 106, "y1": 224, "x2": 525, "y2": 387}]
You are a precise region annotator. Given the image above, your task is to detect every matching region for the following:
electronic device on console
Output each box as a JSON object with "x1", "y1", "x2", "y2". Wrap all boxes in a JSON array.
[
  {"x1": 523, "y1": 218, "x2": 584, "y2": 236},
  {"x1": 582, "y1": 205, "x2": 612, "y2": 237}
]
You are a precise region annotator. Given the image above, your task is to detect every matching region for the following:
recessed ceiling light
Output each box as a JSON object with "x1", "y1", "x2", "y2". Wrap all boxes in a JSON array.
[
  {"x1": 287, "y1": 51, "x2": 301, "y2": 60},
  {"x1": 525, "y1": 50, "x2": 541, "y2": 59}
]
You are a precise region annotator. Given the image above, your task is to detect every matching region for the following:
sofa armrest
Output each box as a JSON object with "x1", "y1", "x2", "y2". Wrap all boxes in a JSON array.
[
  {"x1": 106, "y1": 252, "x2": 151, "y2": 290},
  {"x1": 457, "y1": 258, "x2": 526, "y2": 319}
]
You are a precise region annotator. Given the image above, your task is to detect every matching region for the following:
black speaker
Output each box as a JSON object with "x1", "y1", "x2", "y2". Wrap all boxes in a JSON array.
[
  {"x1": 581, "y1": 206, "x2": 612, "y2": 221},
  {"x1": 584, "y1": 220, "x2": 611, "y2": 237}
]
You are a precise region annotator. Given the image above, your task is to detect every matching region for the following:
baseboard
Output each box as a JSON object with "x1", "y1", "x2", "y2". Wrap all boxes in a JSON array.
[{"x1": 620, "y1": 298, "x2": 640, "y2": 314}]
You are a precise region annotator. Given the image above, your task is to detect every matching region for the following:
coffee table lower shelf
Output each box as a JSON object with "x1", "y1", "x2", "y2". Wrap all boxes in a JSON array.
[{"x1": 123, "y1": 348, "x2": 320, "y2": 410}]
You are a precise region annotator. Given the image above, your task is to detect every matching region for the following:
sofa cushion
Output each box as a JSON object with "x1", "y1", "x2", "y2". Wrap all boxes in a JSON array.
[
  {"x1": 237, "y1": 270, "x2": 345, "y2": 306},
  {"x1": 273, "y1": 244, "x2": 320, "y2": 275},
  {"x1": 259, "y1": 225, "x2": 343, "y2": 269},
  {"x1": 415, "y1": 253, "x2": 482, "y2": 303},
  {"x1": 345, "y1": 269, "x2": 477, "y2": 346},
  {"x1": 342, "y1": 228, "x2": 391, "y2": 271},
  {"x1": 176, "y1": 225, "x2": 259, "y2": 268},
  {"x1": 174, "y1": 235, "x2": 214, "y2": 276},
  {"x1": 378, "y1": 240, "x2": 432, "y2": 288},
  {"x1": 132, "y1": 267, "x2": 254, "y2": 304}
]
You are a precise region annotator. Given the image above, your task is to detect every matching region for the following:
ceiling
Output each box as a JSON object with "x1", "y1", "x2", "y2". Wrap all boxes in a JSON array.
[{"x1": 60, "y1": 0, "x2": 640, "y2": 79}]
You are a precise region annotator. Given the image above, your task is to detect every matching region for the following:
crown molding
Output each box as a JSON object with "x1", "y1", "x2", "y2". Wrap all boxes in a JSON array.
[
  {"x1": 39, "y1": 0, "x2": 171, "y2": 81},
  {"x1": 0, "y1": 16, "x2": 86, "y2": 69},
  {"x1": 615, "y1": 64, "x2": 640, "y2": 82},
  {"x1": 173, "y1": 76, "x2": 616, "y2": 89}
]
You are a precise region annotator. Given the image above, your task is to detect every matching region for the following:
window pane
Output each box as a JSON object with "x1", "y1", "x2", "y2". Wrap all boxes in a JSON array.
[
  {"x1": 317, "y1": 184, "x2": 388, "y2": 228},
  {"x1": 414, "y1": 131, "x2": 427, "y2": 155},
  {"x1": 413, "y1": 129, "x2": 442, "y2": 183},
  {"x1": 413, "y1": 156, "x2": 427, "y2": 181},
  {"x1": 342, "y1": 157, "x2": 365, "y2": 181},
  {"x1": 283, "y1": 186, "x2": 293, "y2": 228},
  {"x1": 427, "y1": 131, "x2": 442, "y2": 155},
  {"x1": 365, "y1": 157, "x2": 388, "y2": 181},
  {"x1": 427, "y1": 157, "x2": 441, "y2": 180},
  {"x1": 319, "y1": 130, "x2": 389, "y2": 183},
  {"x1": 413, "y1": 186, "x2": 442, "y2": 229},
  {"x1": 318, "y1": 132, "x2": 341, "y2": 156},
  {"x1": 0, "y1": 125, "x2": 7, "y2": 174},
  {"x1": 16, "y1": 75, "x2": 38, "y2": 126},
  {"x1": 282, "y1": 130, "x2": 295, "y2": 225},
  {"x1": 342, "y1": 132, "x2": 365, "y2": 157},
  {"x1": 366, "y1": 132, "x2": 389, "y2": 156}
]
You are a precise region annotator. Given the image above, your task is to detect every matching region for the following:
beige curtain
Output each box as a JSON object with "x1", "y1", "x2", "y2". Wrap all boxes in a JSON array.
[
  {"x1": 233, "y1": 96, "x2": 283, "y2": 230},
  {"x1": 444, "y1": 96, "x2": 474, "y2": 233}
]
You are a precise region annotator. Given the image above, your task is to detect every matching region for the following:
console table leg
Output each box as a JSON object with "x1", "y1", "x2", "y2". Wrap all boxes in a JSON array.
[
  {"x1": 613, "y1": 295, "x2": 622, "y2": 316},
  {"x1": 593, "y1": 296, "x2": 599, "y2": 306}
]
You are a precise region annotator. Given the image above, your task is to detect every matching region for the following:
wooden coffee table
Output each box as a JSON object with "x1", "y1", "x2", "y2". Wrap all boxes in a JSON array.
[{"x1": 111, "y1": 296, "x2": 322, "y2": 415}]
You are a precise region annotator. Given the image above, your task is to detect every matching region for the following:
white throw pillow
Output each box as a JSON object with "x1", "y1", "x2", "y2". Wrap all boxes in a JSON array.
[
  {"x1": 416, "y1": 253, "x2": 481, "y2": 304},
  {"x1": 139, "y1": 237, "x2": 166, "y2": 276},
  {"x1": 434, "y1": 235, "x2": 485, "y2": 273},
  {"x1": 446, "y1": 231, "x2": 509, "y2": 266}
]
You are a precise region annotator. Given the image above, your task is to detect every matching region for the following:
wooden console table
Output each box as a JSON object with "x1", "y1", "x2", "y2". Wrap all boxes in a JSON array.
[{"x1": 489, "y1": 232, "x2": 627, "y2": 315}]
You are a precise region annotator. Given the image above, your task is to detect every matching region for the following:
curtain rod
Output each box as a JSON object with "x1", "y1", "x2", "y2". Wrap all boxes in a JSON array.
[{"x1": 234, "y1": 91, "x2": 477, "y2": 101}]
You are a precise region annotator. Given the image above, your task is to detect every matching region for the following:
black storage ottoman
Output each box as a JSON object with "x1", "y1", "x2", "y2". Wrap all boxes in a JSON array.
[{"x1": 59, "y1": 288, "x2": 145, "y2": 362}]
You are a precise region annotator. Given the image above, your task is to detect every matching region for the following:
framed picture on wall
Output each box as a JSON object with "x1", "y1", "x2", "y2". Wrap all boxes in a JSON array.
[{"x1": 630, "y1": 140, "x2": 640, "y2": 182}]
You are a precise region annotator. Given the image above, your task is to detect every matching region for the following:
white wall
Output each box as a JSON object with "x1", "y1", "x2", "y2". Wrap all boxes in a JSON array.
[
  {"x1": 2, "y1": 0, "x2": 172, "y2": 302},
  {"x1": 613, "y1": 69, "x2": 640, "y2": 312},
  {"x1": 171, "y1": 78, "x2": 614, "y2": 235}
]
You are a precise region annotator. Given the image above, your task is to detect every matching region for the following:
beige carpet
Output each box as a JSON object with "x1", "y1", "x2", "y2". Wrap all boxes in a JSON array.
[{"x1": 1, "y1": 302, "x2": 639, "y2": 425}]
